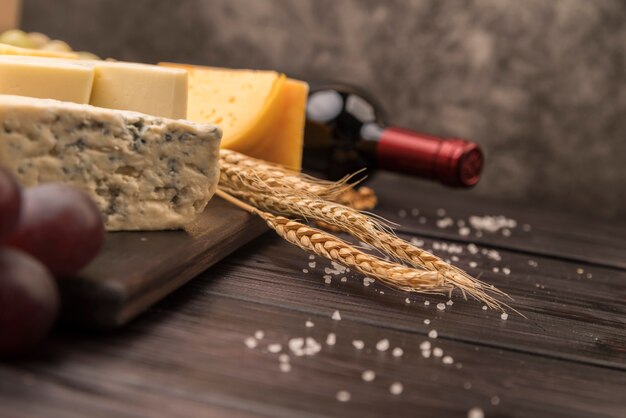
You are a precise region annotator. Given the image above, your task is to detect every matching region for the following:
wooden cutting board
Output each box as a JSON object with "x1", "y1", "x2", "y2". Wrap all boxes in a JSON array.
[{"x1": 59, "y1": 197, "x2": 267, "y2": 328}]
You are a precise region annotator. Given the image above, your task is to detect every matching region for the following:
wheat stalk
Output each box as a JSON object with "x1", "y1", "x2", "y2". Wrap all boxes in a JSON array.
[{"x1": 216, "y1": 188, "x2": 508, "y2": 311}]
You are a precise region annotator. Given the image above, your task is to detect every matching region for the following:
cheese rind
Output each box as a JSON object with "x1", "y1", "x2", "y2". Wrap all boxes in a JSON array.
[
  {"x1": 0, "y1": 95, "x2": 221, "y2": 231},
  {"x1": 0, "y1": 55, "x2": 94, "y2": 103}
]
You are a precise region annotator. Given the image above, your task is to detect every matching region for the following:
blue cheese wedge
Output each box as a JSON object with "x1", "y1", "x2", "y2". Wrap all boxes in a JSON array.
[{"x1": 0, "y1": 95, "x2": 221, "y2": 231}]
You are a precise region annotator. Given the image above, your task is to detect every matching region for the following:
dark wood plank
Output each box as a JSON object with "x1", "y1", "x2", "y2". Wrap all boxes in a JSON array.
[
  {"x1": 1, "y1": 292, "x2": 624, "y2": 418},
  {"x1": 59, "y1": 197, "x2": 267, "y2": 328},
  {"x1": 201, "y1": 234, "x2": 626, "y2": 370},
  {"x1": 368, "y1": 172, "x2": 626, "y2": 269}
]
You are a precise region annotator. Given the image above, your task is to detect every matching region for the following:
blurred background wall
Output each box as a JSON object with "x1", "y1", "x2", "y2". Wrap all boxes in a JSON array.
[{"x1": 20, "y1": 0, "x2": 626, "y2": 224}]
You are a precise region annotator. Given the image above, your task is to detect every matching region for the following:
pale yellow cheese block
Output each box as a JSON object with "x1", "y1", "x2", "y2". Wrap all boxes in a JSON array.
[
  {"x1": 0, "y1": 55, "x2": 94, "y2": 103},
  {"x1": 0, "y1": 55, "x2": 187, "y2": 119},
  {"x1": 0, "y1": 42, "x2": 79, "y2": 59},
  {"x1": 160, "y1": 62, "x2": 308, "y2": 169}
]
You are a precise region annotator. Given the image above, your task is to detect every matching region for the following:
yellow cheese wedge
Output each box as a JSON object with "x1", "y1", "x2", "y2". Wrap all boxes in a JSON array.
[
  {"x1": 160, "y1": 62, "x2": 308, "y2": 170},
  {"x1": 0, "y1": 42, "x2": 79, "y2": 59},
  {"x1": 0, "y1": 55, "x2": 94, "y2": 103},
  {"x1": 0, "y1": 56, "x2": 188, "y2": 118}
]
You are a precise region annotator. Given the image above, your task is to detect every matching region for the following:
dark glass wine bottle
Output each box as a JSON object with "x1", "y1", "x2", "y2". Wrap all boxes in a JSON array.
[{"x1": 304, "y1": 83, "x2": 483, "y2": 187}]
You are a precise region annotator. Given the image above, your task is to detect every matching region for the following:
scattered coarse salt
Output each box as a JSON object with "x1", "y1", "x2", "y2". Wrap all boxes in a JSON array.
[
  {"x1": 288, "y1": 338, "x2": 304, "y2": 355},
  {"x1": 309, "y1": 254, "x2": 315, "y2": 260},
  {"x1": 340, "y1": 276, "x2": 347, "y2": 283},
  {"x1": 576, "y1": 268, "x2": 584, "y2": 274},
  {"x1": 442, "y1": 355, "x2": 454, "y2": 364},
  {"x1": 268, "y1": 343, "x2": 282, "y2": 353},
  {"x1": 305, "y1": 320, "x2": 315, "y2": 328},
  {"x1": 140, "y1": 237, "x2": 148, "y2": 242},
  {"x1": 446, "y1": 299, "x2": 454, "y2": 306},
  {"x1": 424, "y1": 319, "x2": 431, "y2": 325},
  {"x1": 491, "y1": 396, "x2": 500, "y2": 406},
  {"x1": 437, "y1": 217, "x2": 454, "y2": 228},
  {"x1": 279, "y1": 354, "x2": 290, "y2": 363},
  {"x1": 411, "y1": 208, "x2": 420, "y2": 216},
  {"x1": 326, "y1": 333, "x2": 336, "y2": 346},
  {"x1": 398, "y1": 209, "x2": 407, "y2": 218},
  {"x1": 463, "y1": 382, "x2": 472, "y2": 390},
  {"x1": 392, "y1": 347, "x2": 404, "y2": 357},
  {"x1": 433, "y1": 347, "x2": 443, "y2": 357},
  {"x1": 459, "y1": 227, "x2": 471, "y2": 236},
  {"x1": 528, "y1": 259, "x2": 538, "y2": 267},
  {"x1": 522, "y1": 223, "x2": 532, "y2": 232},
  {"x1": 420, "y1": 341, "x2": 431, "y2": 350},
  {"x1": 500, "y1": 312, "x2": 509, "y2": 321},
  {"x1": 390, "y1": 382, "x2": 404, "y2": 395},
  {"x1": 421, "y1": 349, "x2": 431, "y2": 358},
  {"x1": 492, "y1": 267, "x2": 499, "y2": 273},
  {"x1": 405, "y1": 298, "x2": 411, "y2": 304},
  {"x1": 244, "y1": 337, "x2": 258, "y2": 349},
  {"x1": 410, "y1": 237, "x2": 424, "y2": 247},
  {"x1": 254, "y1": 330, "x2": 264, "y2": 340},
  {"x1": 379, "y1": 291, "x2": 385, "y2": 295},
  {"x1": 424, "y1": 300, "x2": 430, "y2": 306},
  {"x1": 302, "y1": 269, "x2": 308, "y2": 273},
  {"x1": 451, "y1": 255, "x2": 460, "y2": 262},
  {"x1": 467, "y1": 407, "x2": 484, "y2": 418},
  {"x1": 469, "y1": 215, "x2": 517, "y2": 233},
  {"x1": 362, "y1": 370, "x2": 376, "y2": 382},
  {"x1": 279, "y1": 362, "x2": 291, "y2": 373},
  {"x1": 502, "y1": 267, "x2": 511, "y2": 275},
  {"x1": 336, "y1": 390, "x2": 351, "y2": 402},
  {"x1": 502, "y1": 228, "x2": 511, "y2": 237},
  {"x1": 332, "y1": 310, "x2": 342, "y2": 321},
  {"x1": 352, "y1": 340, "x2": 365, "y2": 350},
  {"x1": 418, "y1": 216, "x2": 427, "y2": 224},
  {"x1": 469, "y1": 261, "x2": 478, "y2": 268},
  {"x1": 486, "y1": 249, "x2": 501, "y2": 261},
  {"x1": 586, "y1": 273, "x2": 593, "y2": 279},
  {"x1": 376, "y1": 339, "x2": 390, "y2": 352},
  {"x1": 437, "y1": 303, "x2": 446, "y2": 311},
  {"x1": 303, "y1": 337, "x2": 322, "y2": 356},
  {"x1": 436, "y1": 208, "x2": 446, "y2": 217},
  {"x1": 324, "y1": 267, "x2": 333, "y2": 274},
  {"x1": 308, "y1": 261, "x2": 316, "y2": 268},
  {"x1": 324, "y1": 277, "x2": 332, "y2": 284},
  {"x1": 428, "y1": 330, "x2": 438, "y2": 339},
  {"x1": 482, "y1": 305, "x2": 488, "y2": 311},
  {"x1": 467, "y1": 243, "x2": 479, "y2": 254}
]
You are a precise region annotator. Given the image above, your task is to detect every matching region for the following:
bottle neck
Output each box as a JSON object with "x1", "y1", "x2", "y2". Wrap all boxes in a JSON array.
[{"x1": 370, "y1": 126, "x2": 483, "y2": 188}]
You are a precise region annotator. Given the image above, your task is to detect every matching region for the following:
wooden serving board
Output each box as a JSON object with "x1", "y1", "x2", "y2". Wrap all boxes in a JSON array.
[{"x1": 59, "y1": 197, "x2": 267, "y2": 328}]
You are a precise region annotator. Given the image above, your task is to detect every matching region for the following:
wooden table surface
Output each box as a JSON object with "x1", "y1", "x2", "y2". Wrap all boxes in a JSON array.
[{"x1": 1, "y1": 172, "x2": 625, "y2": 418}]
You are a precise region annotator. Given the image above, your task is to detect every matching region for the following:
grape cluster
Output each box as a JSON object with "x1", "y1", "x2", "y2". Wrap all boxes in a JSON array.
[{"x1": 0, "y1": 168, "x2": 105, "y2": 358}]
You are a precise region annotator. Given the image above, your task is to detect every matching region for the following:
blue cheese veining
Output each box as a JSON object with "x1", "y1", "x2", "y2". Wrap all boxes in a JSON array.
[{"x1": 0, "y1": 95, "x2": 221, "y2": 230}]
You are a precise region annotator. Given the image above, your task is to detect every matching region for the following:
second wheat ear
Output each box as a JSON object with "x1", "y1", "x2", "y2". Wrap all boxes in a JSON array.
[{"x1": 215, "y1": 151, "x2": 512, "y2": 312}]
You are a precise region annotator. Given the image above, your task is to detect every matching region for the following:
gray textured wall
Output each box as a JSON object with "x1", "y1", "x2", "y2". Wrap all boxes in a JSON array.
[{"x1": 21, "y1": 0, "x2": 626, "y2": 224}]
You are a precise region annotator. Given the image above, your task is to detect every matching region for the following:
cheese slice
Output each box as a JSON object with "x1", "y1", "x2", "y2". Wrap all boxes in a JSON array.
[
  {"x1": 160, "y1": 63, "x2": 308, "y2": 169},
  {"x1": 0, "y1": 55, "x2": 94, "y2": 103},
  {"x1": 0, "y1": 55, "x2": 188, "y2": 118},
  {"x1": 0, "y1": 95, "x2": 221, "y2": 231},
  {"x1": 0, "y1": 42, "x2": 80, "y2": 59}
]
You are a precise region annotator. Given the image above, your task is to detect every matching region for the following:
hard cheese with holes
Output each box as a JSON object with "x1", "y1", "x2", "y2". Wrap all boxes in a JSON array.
[{"x1": 0, "y1": 95, "x2": 221, "y2": 230}]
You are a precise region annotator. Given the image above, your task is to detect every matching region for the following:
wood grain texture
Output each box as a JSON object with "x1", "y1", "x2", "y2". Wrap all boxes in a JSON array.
[
  {"x1": 1, "y1": 173, "x2": 625, "y2": 417},
  {"x1": 59, "y1": 197, "x2": 266, "y2": 328}
]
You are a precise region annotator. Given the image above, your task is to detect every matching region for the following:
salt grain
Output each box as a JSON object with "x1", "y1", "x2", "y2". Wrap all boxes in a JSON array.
[
  {"x1": 268, "y1": 343, "x2": 282, "y2": 353},
  {"x1": 410, "y1": 237, "x2": 424, "y2": 247},
  {"x1": 279, "y1": 363, "x2": 291, "y2": 372},
  {"x1": 442, "y1": 355, "x2": 454, "y2": 364},
  {"x1": 254, "y1": 330, "x2": 264, "y2": 340},
  {"x1": 467, "y1": 407, "x2": 484, "y2": 418},
  {"x1": 467, "y1": 243, "x2": 479, "y2": 254},
  {"x1": 398, "y1": 209, "x2": 407, "y2": 218},
  {"x1": 411, "y1": 208, "x2": 420, "y2": 216},
  {"x1": 336, "y1": 390, "x2": 351, "y2": 402},
  {"x1": 424, "y1": 300, "x2": 430, "y2": 306},
  {"x1": 362, "y1": 370, "x2": 376, "y2": 382},
  {"x1": 376, "y1": 339, "x2": 390, "y2": 352},
  {"x1": 502, "y1": 228, "x2": 511, "y2": 237},
  {"x1": 324, "y1": 277, "x2": 332, "y2": 284},
  {"x1": 309, "y1": 254, "x2": 315, "y2": 260},
  {"x1": 392, "y1": 347, "x2": 404, "y2": 357},
  {"x1": 459, "y1": 227, "x2": 471, "y2": 236},
  {"x1": 244, "y1": 337, "x2": 258, "y2": 349},
  {"x1": 428, "y1": 330, "x2": 438, "y2": 339},
  {"x1": 492, "y1": 267, "x2": 499, "y2": 273},
  {"x1": 390, "y1": 382, "x2": 403, "y2": 395},
  {"x1": 332, "y1": 310, "x2": 342, "y2": 321},
  {"x1": 352, "y1": 340, "x2": 365, "y2": 350},
  {"x1": 463, "y1": 382, "x2": 472, "y2": 390},
  {"x1": 528, "y1": 259, "x2": 538, "y2": 267},
  {"x1": 305, "y1": 320, "x2": 315, "y2": 328},
  {"x1": 421, "y1": 350, "x2": 431, "y2": 358},
  {"x1": 279, "y1": 354, "x2": 290, "y2": 363},
  {"x1": 326, "y1": 333, "x2": 336, "y2": 346},
  {"x1": 419, "y1": 216, "x2": 427, "y2": 224},
  {"x1": 433, "y1": 347, "x2": 443, "y2": 357},
  {"x1": 308, "y1": 262, "x2": 316, "y2": 268},
  {"x1": 437, "y1": 217, "x2": 454, "y2": 228},
  {"x1": 469, "y1": 215, "x2": 517, "y2": 233},
  {"x1": 502, "y1": 267, "x2": 511, "y2": 275},
  {"x1": 405, "y1": 298, "x2": 411, "y2": 304},
  {"x1": 482, "y1": 305, "x2": 488, "y2": 311},
  {"x1": 522, "y1": 223, "x2": 532, "y2": 232},
  {"x1": 586, "y1": 273, "x2": 593, "y2": 279},
  {"x1": 436, "y1": 208, "x2": 446, "y2": 217},
  {"x1": 491, "y1": 396, "x2": 500, "y2": 406},
  {"x1": 576, "y1": 268, "x2": 584, "y2": 274},
  {"x1": 437, "y1": 303, "x2": 446, "y2": 311},
  {"x1": 302, "y1": 269, "x2": 308, "y2": 273},
  {"x1": 469, "y1": 261, "x2": 478, "y2": 268},
  {"x1": 424, "y1": 319, "x2": 431, "y2": 325},
  {"x1": 340, "y1": 276, "x2": 347, "y2": 283},
  {"x1": 500, "y1": 312, "x2": 509, "y2": 321},
  {"x1": 446, "y1": 299, "x2": 454, "y2": 306}
]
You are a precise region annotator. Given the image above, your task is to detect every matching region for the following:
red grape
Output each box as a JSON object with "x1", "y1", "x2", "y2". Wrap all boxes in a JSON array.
[
  {"x1": 0, "y1": 248, "x2": 59, "y2": 358},
  {"x1": 7, "y1": 184, "x2": 105, "y2": 277},
  {"x1": 0, "y1": 167, "x2": 21, "y2": 242}
]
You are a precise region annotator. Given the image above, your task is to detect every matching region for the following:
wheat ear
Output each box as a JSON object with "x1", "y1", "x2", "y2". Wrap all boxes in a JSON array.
[{"x1": 216, "y1": 189, "x2": 507, "y2": 311}]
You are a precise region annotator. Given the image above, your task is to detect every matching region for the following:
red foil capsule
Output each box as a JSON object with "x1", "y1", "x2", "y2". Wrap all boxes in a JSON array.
[{"x1": 377, "y1": 127, "x2": 484, "y2": 188}]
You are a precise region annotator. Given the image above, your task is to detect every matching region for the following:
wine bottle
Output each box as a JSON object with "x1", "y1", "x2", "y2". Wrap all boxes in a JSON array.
[{"x1": 304, "y1": 83, "x2": 483, "y2": 187}]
